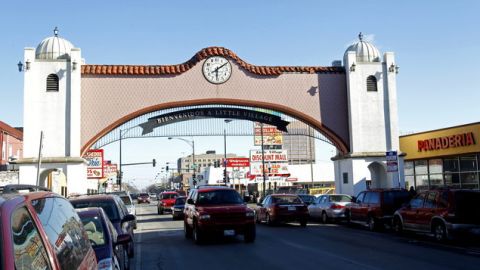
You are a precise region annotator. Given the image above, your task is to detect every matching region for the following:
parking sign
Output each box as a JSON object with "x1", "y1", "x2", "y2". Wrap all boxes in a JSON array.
[{"x1": 386, "y1": 150, "x2": 398, "y2": 172}]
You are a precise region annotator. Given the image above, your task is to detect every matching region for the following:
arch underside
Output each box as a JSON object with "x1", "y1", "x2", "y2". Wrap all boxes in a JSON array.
[{"x1": 82, "y1": 101, "x2": 349, "y2": 155}]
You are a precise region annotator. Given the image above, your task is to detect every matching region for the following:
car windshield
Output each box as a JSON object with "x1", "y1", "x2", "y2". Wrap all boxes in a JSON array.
[
  {"x1": 163, "y1": 193, "x2": 178, "y2": 199},
  {"x1": 139, "y1": 193, "x2": 149, "y2": 197},
  {"x1": 330, "y1": 195, "x2": 351, "y2": 202},
  {"x1": 272, "y1": 196, "x2": 302, "y2": 204},
  {"x1": 79, "y1": 216, "x2": 106, "y2": 247},
  {"x1": 71, "y1": 200, "x2": 120, "y2": 222},
  {"x1": 175, "y1": 197, "x2": 186, "y2": 205},
  {"x1": 197, "y1": 190, "x2": 243, "y2": 205},
  {"x1": 120, "y1": 196, "x2": 132, "y2": 205}
]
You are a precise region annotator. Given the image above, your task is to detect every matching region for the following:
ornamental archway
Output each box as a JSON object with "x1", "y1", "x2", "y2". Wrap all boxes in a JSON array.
[{"x1": 80, "y1": 47, "x2": 349, "y2": 156}]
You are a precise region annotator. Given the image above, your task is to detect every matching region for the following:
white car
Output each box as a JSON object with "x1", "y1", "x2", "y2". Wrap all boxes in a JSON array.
[{"x1": 308, "y1": 194, "x2": 352, "y2": 223}]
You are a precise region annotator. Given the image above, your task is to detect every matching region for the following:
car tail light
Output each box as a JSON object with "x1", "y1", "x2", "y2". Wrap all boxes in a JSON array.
[{"x1": 330, "y1": 204, "x2": 345, "y2": 209}]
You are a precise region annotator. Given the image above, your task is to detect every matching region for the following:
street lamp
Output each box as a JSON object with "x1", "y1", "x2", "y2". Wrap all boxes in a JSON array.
[
  {"x1": 168, "y1": 137, "x2": 195, "y2": 187},
  {"x1": 118, "y1": 126, "x2": 138, "y2": 191},
  {"x1": 223, "y1": 119, "x2": 232, "y2": 185}
]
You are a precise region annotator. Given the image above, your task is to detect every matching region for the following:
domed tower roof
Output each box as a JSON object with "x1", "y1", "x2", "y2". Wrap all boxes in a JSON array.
[
  {"x1": 35, "y1": 27, "x2": 74, "y2": 60},
  {"x1": 344, "y1": 33, "x2": 381, "y2": 62}
]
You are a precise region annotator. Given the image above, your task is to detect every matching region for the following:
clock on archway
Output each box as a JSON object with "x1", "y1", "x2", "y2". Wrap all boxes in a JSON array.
[{"x1": 202, "y1": 56, "x2": 232, "y2": 84}]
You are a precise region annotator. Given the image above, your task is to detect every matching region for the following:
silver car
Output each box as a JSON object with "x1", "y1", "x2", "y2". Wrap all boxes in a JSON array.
[{"x1": 308, "y1": 194, "x2": 352, "y2": 223}]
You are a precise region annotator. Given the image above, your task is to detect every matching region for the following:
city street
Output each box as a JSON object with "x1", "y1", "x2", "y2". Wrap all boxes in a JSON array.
[{"x1": 131, "y1": 203, "x2": 480, "y2": 270}]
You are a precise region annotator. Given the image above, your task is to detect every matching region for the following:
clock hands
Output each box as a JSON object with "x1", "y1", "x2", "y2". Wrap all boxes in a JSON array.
[{"x1": 212, "y1": 62, "x2": 228, "y2": 80}]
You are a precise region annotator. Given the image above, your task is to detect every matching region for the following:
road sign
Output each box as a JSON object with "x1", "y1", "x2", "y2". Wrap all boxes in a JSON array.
[{"x1": 386, "y1": 150, "x2": 398, "y2": 172}]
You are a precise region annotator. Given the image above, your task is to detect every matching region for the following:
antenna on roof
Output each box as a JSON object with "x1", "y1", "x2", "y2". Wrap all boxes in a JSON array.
[{"x1": 358, "y1": 32, "x2": 363, "y2": 41}]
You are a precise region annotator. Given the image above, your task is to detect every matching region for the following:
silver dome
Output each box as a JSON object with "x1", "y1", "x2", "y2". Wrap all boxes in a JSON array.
[
  {"x1": 344, "y1": 33, "x2": 381, "y2": 62},
  {"x1": 35, "y1": 27, "x2": 74, "y2": 60}
]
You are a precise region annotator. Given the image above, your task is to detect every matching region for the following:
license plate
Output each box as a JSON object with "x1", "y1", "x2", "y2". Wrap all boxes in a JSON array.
[
  {"x1": 224, "y1": 230, "x2": 235, "y2": 236},
  {"x1": 288, "y1": 206, "x2": 296, "y2": 211}
]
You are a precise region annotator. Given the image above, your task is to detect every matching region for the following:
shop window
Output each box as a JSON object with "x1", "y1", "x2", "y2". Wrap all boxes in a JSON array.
[
  {"x1": 405, "y1": 175, "x2": 415, "y2": 190},
  {"x1": 366, "y1": 76, "x2": 378, "y2": 92},
  {"x1": 416, "y1": 175, "x2": 430, "y2": 191},
  {"x1": 460, "y1": 172, "x2": 479, "y2": 189},
  {"x1": 414, "y1": 160, "x2": 428, "y2": 175},
  {"x1": 444, "y1": 157, "x2": 459, "y2": 173},
  {"x1": 429, "y1": 159, "x2": 443, "y2": 174},
  {"x1": 460, "y1": 155, "x2": 477, "y2": 172},
  {"x1": 404, "y1": 161, "x2": 414, "y2": 176},
  {"x1": 445, "y1": 173, "x2": 461, "y2": 188},
  {"x1": 46, "y1": 74, "x2": 59, "y2": 92},
  {"x1": 429, "y1": 174, "x2": 444, "y2": 188}
]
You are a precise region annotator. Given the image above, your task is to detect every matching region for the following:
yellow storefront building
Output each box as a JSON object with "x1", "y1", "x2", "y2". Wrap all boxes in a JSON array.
[{"x1": 400, "y1": 122, "x2": 480, "y2": 191}]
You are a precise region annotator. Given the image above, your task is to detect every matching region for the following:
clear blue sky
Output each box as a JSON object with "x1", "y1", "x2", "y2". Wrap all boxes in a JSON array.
[{"x1": 1, "y1": 1, "x2": 479, "y2": 188}]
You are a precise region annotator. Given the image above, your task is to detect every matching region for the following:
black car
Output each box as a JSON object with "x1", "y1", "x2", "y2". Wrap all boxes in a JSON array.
[
  {"x1": 77, "y1": 207, "x2": 132, "y2": 270},
  {"x1": 172, "y1": 196, "x2": 186, "y2": 220},
  {"x1": 70, "y1": 194, "x2": 136, "y2": 259}
]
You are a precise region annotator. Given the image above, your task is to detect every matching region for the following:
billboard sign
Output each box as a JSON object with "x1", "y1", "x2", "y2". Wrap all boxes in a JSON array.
[
  {"x1": 84, "y1": 149, "x2": 104, "y2": 178},
  {"x1": 254, "y1": 122, "x2": 283, "y2": 146},
  {"x1": 103, "y1": 162, "x2": 118, "y2": 178},
  {"x1": 226, "y1": 158, "x2": 250, "y2": 167},
  {"x1": 249, "y1": 150, "x2": 289, "y2": 177},
  {"x1": 386, "y1": 150, "x2": 398, "y2": 172}
]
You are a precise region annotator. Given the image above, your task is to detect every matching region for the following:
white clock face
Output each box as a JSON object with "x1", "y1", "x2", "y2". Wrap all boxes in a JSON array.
[{"x1": 202, "y1": 56, "x2": 232, "y2": 84}]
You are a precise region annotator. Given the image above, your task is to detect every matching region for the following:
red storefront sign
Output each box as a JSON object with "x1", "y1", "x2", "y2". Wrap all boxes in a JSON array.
[{"x1": 226, "y1": 158, "x2": 250, "y2": 167}]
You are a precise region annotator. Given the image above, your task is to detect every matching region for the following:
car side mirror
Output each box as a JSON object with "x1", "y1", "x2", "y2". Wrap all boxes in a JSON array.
[
  {"x1": 122, "y1": 214, "x2": 136, "y2": 223},
  {"x1": 115, "y1": 233, "x2": 132, "y2": 246},
  {"x1": 187, "y1": 198, "x2": 194, "y2": 205}
]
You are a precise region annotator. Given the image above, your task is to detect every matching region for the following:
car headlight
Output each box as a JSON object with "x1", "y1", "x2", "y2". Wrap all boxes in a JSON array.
[
  {"x1": 199, "y1": 214, "x2": 211, "y2": 220},
  {"x1": 246, "y1": 212, "x2": 255, "y2": 217},
  {"x1": 98, "y1": 258, "x2": 113, "y2": 270}
]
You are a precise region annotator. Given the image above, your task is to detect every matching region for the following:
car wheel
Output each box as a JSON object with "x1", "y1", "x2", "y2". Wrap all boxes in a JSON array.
[
  {"x1": 367, "y1": 216, "x2": 377, "y2": 231},
  {"x1": 266, "y1": 213, "x2": 274, "y2": 226},
  {"x1": 300, "y1": 219, "x2": 307, "y2": 227},
  {"x1": 321, "y1": 211, "x2": 328, "y2": 224},
  {"x1": 159, "y1": 208, "x2": 164, "y2": 215},
  {"x1": 184, "y1": 221, "x2": 192, "y2": 239},
  {"x1": 433, "y1": 222, "x2": 447, "y2": 242},
  {"x1": 127, "y1": 241, "x2": 134, "y2": 258},
  {"x1": 193, "y1": 222, "x2": 204, "y2": 244},
  {"x1": 393, "y1": 217, "x2": 403, "y2": 235},
  {"x1": 244, "y1": 226, "x2": 256, "y2": 243}
]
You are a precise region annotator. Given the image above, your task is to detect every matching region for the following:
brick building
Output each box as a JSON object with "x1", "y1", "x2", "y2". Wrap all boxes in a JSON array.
[{"x1": 0, "y1": 121, "x2": 23, "y2": 171}]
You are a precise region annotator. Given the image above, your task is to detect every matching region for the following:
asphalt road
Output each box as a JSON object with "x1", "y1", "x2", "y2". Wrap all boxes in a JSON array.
[{"x1": 130, "y1": 202, "x2": 480, "y2": 270}]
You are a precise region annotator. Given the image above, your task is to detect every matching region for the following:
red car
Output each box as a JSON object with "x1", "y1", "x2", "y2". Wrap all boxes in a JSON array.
[
  {"x1": 157, "y1": 191, "x2": 179, "y2": 214},
  {"x1": 393, "y1": 189, "x2": 480, "y2": 241},
  {"x1": 0, "y1": 184, "x2": 97, "y2": 270},
  {"x1": 256, "y1": 194, "x2": 309, "y2": 227},
  {"x1": 184, "y1": 186, "x2": 256, "y2": 244}
]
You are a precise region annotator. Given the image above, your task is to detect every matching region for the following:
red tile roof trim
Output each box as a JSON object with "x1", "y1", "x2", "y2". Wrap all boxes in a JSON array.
[{"x1": 81, "y1": 47, "x2": 344, "y2": 76}]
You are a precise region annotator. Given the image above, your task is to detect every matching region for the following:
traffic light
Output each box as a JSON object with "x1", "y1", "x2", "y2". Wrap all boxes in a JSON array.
[
  {"x1": 223, "y1": 170, "x2": 227, "y2": 183},
  {"x1": 193, "y1": 179, "x2": 197, "y2": 186},
  {"x1": 166, "y1": 165, "x2": 169, "y2": 171},
  {"x1": 152, "y1": 159, "x2": 156, "y2": 167}
]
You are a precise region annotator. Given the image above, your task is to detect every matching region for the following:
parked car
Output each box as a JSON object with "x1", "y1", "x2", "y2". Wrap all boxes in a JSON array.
[
  {"x1": 256, "y1": 194, "x2": 309, "y2": 227},
  {"x1": 77, "y1": 207, "x2": 132, "y2": 270},
  {"x1": 172, "y1": 196, "x2": 187, "y2": 220},
  {"x1": 149, "y1": 193, "x2": 158, "y2": 200},
  {"x1": 393, "y1": 189, "x2": 480, "y2": 241},
  {"x1": 298, "y1": 194, "x2": 316, "y2": 205},
  {"x1": 130, "y1": 193, "x2": 139, "y2": 200},
  {"x1": 137, "y1": 193, "x2": 150, "y2": 204},
  {"x1": 70, "y1": 194, "x2": 136, "y2": 258},
  {"x1": 117, "y1": 193, "x2": 136, "y2": 229},
  {"x1": 158, "y1": 191, "x2": 179, "y2": 214},
  {"x1": 345, "y1": 188, "x2": 410, "y2": 231},
  {"x1": 308, "y1": 194, "x2": 352, "y2": 223},
  {"x1": 0, "y1": 184, "x2": 97, "y2": 270},
  {"x1": 184, "y1": 186, "x2": 256, "y2": 244}
]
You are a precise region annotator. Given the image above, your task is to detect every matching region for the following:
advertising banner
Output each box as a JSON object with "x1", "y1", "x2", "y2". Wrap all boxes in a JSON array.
[
  {"x1": 103, "y1": 162, "x2": 118, "y2": 178},
  {"x1": 249, "y1": 150, "x2": 289, "y2": 178},
  {"x1": 226, "y1": 158, "x2": 250, "y2": 167},
  {"x1": 84, "y1": 149, "x2": 104, "y2": 178},
  {"x1": 253, "y1": 122, "x2": 283, "y2": 146},
  {"x1": 386, "y1": 150, "x2": 398, "y2": 173}
]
